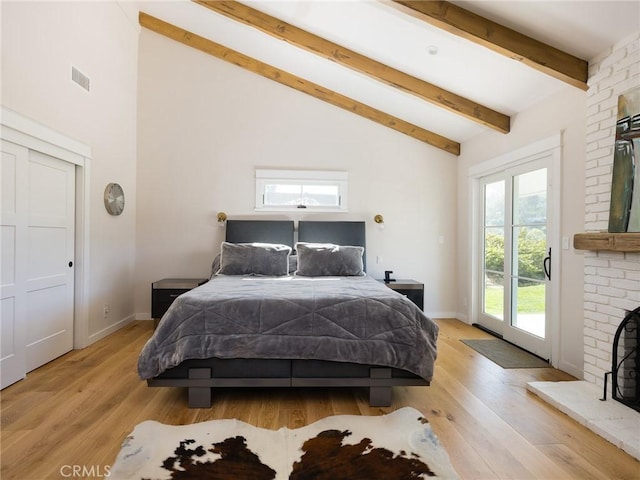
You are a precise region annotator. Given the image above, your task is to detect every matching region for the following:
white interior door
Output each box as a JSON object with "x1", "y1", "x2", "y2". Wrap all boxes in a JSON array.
[
  {"x1": 1, "y1": 142, "x2": 75, "y2": 388},
  {"x1": 1, "y1": 141, "x2": 28, "y2": 388},
  {"x1": 25, "y1": 150, "x2": 75, "y2": 372}
]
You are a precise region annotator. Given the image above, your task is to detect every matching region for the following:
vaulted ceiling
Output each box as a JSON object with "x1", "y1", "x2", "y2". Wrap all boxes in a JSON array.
[{"x1": 137, "y1": 1, "x2": 640, "y2": 156}]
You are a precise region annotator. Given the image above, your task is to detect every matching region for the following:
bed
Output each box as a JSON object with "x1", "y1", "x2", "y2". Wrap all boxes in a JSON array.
[{"x1": 138, "y1": 220, "x2": 438, "y2": 408}]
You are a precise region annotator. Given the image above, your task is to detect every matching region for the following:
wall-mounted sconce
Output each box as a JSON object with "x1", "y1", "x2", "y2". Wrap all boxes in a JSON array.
[
  {"x1": 217, "y1": 211, "x2": 228, "y2": 227},
  {"x1": 374, "y1": 214, "x2": 385, "y2": 230}
]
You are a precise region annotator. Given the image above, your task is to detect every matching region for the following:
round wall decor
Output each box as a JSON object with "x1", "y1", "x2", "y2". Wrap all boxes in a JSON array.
[{"x1": 104, "y1": 182, "x2": 125, "y2": 216}]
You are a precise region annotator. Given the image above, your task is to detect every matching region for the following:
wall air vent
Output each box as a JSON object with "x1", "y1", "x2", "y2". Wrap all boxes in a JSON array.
[{"x1": 71, "y1": 66, "x2": 90, "y2": 92}]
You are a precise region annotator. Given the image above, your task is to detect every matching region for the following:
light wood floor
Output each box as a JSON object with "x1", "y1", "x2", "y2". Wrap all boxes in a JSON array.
[{"x1": 1, "y1": 319, "x2": 638, "y2": 479}]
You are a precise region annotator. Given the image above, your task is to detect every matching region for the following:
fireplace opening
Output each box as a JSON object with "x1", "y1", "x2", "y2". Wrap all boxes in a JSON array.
[{"x1": 603, "y1": 306, "x2": 640, "y2": 413}]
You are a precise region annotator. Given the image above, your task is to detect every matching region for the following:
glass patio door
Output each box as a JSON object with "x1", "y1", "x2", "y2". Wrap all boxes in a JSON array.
[{"x1": 478, "y1": 159, "x2": 552, "y2": 360}]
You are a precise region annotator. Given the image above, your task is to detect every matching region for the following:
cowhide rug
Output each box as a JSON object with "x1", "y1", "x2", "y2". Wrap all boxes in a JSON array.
[{"x1": 109, "y1": 407, "x2": 458, "y2": 479}]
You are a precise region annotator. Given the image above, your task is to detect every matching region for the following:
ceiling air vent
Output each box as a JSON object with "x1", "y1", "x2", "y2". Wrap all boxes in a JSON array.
[{"x1": 71, "y1": 66, "x2": 90, "y2": 92}]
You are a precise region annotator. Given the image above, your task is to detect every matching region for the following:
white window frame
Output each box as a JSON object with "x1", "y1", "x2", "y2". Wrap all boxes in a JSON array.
[{"x1": 255, "y1": 169, "x2": 348, "y2": 212}]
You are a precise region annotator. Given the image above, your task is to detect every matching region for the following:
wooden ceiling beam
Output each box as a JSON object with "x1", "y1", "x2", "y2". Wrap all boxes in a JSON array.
[
  {"x1": 194, "y1": 0, "x2": 510, "y2": 134},
  {"x1": 392, "y1": 0, "x2": 588, "y2": 91},
  {"x1": 138, "y1": 12, "x2": 460, "y2": 155}
]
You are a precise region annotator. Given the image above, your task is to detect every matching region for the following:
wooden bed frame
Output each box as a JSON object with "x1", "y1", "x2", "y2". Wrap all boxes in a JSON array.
[{"x1": 147, "y1": 220, "x2": 429, "y2": 408}]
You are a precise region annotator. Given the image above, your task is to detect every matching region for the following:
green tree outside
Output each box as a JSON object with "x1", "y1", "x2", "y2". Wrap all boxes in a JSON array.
[
  {"x1": 484, "y1": 228, "x2": 546, "y2": 284},
  {"x1": 484, "y1": 228, "x2": 546, "y2": 314}
]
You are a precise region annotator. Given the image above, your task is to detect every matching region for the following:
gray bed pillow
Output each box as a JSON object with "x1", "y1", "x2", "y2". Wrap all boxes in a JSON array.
[
  {"x1": 295, "y1": 242, "x2": 365, "y2": 276},
  {"x1": 210, "y1": 253, "x2": 222, "y2": 278},
  {"x1": 218, "y1": 242, "x2": 291, "y2": 276}
]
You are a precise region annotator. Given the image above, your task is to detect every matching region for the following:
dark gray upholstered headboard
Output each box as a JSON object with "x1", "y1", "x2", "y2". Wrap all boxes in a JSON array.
[
  {"x1": 225, "y1": 220, "x2": 295, "y2": 247},
  {"x1": 298, "y1": 221, "x2": 366, "y2": 270}
]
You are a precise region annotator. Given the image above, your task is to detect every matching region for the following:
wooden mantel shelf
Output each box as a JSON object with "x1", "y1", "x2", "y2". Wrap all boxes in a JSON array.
[{"x1": 574, "y1": 232, "x2": 640, "y2": 252}]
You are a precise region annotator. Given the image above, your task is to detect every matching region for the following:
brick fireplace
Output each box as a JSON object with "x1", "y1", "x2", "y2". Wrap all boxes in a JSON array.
[
  {"x1": 528, "y1": 31, "x2": 640, "y2": 461},
  {"x1": 582, "y1": 31, "x2": 640, "y2": 393}
]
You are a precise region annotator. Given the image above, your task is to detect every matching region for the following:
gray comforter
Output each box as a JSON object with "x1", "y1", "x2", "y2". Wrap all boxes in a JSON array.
[{"x1": 138, "y1": 275, "x2": 438, "y2": 381}]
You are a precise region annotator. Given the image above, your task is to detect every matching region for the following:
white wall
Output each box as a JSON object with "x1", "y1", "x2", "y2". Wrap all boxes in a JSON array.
[
  {"x1": 456, "y1": 85, "x2": 588, "y2": 378},
  {"x1": 135, "y1": 29, "x2": 458, "y2": 319},
  {"x1": 1, "y1": 1, "x2": 139, "y2": 343},
  {"x1": 582, "y1": 31, "x2": 640, "y2": 389}
]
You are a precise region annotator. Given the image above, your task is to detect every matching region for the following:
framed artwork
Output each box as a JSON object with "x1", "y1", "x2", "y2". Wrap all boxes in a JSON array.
[{"x1": 609, "y1": 87, "x2": 640, "y2": 232}]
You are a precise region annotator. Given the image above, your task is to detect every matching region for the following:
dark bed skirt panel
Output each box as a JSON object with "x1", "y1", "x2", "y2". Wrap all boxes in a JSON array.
[
  {"x1": 153, "y1": 358, "x2": 293, "y2": 379},
  {"x1": 147, "y1": 358, "x2": 429, "y2": 408}
]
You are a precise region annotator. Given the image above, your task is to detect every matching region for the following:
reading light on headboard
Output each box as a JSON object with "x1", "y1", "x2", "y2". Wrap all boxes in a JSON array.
[
  {"x1": 217, "y1": 212, "x2": 228, "y2": 226},
  {"x1": 374, "y1": 214, "x2": 385, "y2": 230}
]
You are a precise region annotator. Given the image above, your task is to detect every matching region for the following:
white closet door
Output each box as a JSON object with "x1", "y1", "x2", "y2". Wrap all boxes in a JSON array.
[
  {"x1": 1, "y1": 142, "x2": 75, "y2": 388},
  {"x1": 1, "y1": 141, "x2": 28, "y2": 388},
  {"x1": 24, "y1": 150, "x2": 75, "y2": 372}
]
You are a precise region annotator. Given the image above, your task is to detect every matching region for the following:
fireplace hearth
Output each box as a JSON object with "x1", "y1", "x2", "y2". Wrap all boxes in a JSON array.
[{"x1": 603, "y1": 306, "x2": 640, "y2": 413}]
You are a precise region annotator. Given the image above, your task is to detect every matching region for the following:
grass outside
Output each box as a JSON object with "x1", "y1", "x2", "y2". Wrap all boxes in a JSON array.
[{"x1": 484, "y1": 283, "x2": 545, "y2": 316}]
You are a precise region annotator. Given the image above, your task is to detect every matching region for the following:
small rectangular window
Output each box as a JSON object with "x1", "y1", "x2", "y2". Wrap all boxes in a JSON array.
[{"x1": 256, "y1": 169, "x2": 348, "y2": 212}]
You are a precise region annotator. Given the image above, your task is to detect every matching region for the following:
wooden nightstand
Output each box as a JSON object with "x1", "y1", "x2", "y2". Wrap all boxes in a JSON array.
[
  {"x1": 152, "y1": 278, "x2": 207, "y2": 324},
  {"x1": 379, "y1": 279, "x2": 424, "y2": 310}
]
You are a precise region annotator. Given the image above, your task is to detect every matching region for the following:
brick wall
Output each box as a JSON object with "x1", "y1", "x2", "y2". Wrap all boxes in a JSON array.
[{"x1": 583, "y1": 31, "x2": 640, "y2": 388}]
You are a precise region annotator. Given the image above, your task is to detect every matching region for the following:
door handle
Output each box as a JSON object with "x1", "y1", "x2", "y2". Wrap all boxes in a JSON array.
[{"x1": 543, "y1": 247, "x2": 551, "y2": 281}]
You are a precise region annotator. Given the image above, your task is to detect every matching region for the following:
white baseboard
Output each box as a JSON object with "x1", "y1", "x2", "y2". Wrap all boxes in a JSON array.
[
  {"x1": 557, "y1": 359, "x2": 584, "y2": 380},
  {"x1": 135, "y1": 313, "x2": 152, "y2": 321},
  {"x1": 426, "y1": 311, "x2": 458, "y2": 319},
  {"x1": 86, "y1": 314, "x2": 135, "y2": 346}
]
